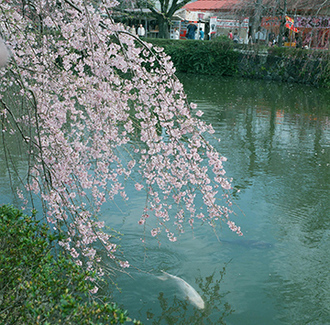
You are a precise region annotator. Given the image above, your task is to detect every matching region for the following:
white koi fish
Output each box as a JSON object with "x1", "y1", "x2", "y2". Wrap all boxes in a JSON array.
[{"x1": 158, "y1": 270, "x2": 205, "y2": 309}]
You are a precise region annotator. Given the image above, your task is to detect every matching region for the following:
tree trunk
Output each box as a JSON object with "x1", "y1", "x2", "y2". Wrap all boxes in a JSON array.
[
  {"x1": 251, "y1": 0, "x2": 263, "y2": 43},
  {"x1": 158, "y1": 15, "x2": 170, "y2": 39},
  {"x1": 277, "y1": 0, "x2": 287, "y2": 47}
]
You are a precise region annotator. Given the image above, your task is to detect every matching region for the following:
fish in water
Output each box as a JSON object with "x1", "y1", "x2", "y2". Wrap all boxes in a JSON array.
[{"x1": 158, "y1": 270, "x2": 205, "y2": 309}]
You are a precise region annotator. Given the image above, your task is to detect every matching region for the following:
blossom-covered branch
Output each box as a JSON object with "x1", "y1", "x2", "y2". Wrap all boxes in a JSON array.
[{"x1": 0, "y1": 0, "x2": 242, "y2": 278}]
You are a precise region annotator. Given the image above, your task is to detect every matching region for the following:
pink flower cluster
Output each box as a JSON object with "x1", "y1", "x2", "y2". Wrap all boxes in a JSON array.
[{"x1": 0, "y1": 0, "x2": 242, "y2": 277}]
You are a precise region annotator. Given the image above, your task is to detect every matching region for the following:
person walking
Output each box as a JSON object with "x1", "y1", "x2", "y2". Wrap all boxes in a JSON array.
[
  {"x1": 186, "y1": 23, "x2": 197, "y2": 39},
  {"x1": 173, "y1": 27, "x2": 180, "y2": 40},
  {"x1": 255, "y1": 29, "x2": 263, "y2": 44},
  {"x1": 130, "y1": 25, "x2": 136, "y2": 35},
  {"x1": 233, "y1": 29, "x2": 239, "y2": 43},
  {"x1": 199, "y1": 28, "x2": 204, "y2": 40},
  {"x1": 137, "y1": 24, "x2": 145, "y2": 38}
]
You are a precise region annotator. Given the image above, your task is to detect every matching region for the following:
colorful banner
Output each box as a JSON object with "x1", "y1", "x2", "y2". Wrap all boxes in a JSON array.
[
  {"x1": 285, "y1": 16, "x2": 298, "y2": 33},
  {"x1": 295, "y1": 16, "x2": 330, "y2": 29},
  {"x1": 261, "y1": 16, "x2": 280, "y2": 28}
]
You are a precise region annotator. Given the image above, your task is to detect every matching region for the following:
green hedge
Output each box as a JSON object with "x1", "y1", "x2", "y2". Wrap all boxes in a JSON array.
[
  {"x1": 147, "y1": 38, "x2": 239, "y2": 76},
  {"x1": 146, "y1": 38, "x2": 330, "y2": 87},
  {"x1": 0, "y1": 205, "x2": 141, "y2": 325}
]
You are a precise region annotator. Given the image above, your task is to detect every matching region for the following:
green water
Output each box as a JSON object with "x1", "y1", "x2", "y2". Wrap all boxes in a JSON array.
[
  {"x1": 108, "y1": 76, "x2": 330, "y2": 325},
  {"x1": 1, "y1": 76, "x2": 329, "y2": 324}
]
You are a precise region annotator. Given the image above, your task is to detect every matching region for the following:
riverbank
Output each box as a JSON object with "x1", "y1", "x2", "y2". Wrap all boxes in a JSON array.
[
  {"x1": 237, "y1": 46, "x2": 330, "y2": 87},
  {"x1": 147, "y1": 38, "x2": 330, "y2": 88}
]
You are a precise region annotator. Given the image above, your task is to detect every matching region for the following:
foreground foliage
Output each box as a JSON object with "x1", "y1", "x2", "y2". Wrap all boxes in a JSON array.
[{"x1": 0, "y1": 205, "x2": 141, "y2": 325}]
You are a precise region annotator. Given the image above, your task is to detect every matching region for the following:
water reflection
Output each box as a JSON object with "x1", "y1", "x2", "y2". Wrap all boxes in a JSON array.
[
  {"x1": 179, "y1": 74, "x2": 330, "y2": 325},
  {"x1": 0, "y1": 133, "x2": 29, "y2": 206},
  {"x1": 178, "y1": 74, "x2": 330, "y2": 115}
]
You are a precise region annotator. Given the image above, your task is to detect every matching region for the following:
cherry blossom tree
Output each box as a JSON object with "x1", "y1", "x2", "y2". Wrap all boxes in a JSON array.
[{"x1": 0, "y1": 0, "x2": 242, "y2": 280}]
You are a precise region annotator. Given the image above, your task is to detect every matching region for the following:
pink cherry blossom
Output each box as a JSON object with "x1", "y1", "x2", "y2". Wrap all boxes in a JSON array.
[
  {"x1": 0, "y1": 0, "x2": 242, "y2": 279},
  {"x1": 135, "y1": 183, "x2": 144, "y2": 191},
  {"x1": 119, "y1": 260, "x2": 130, "y2": 268}
]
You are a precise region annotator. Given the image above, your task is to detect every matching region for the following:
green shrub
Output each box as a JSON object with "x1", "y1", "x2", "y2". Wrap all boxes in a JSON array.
[
  {"x1": 211, "y1": 35, "x2": 234, "y2": 48},
  {"x1": 0, "y1": 205, "x2": 141, "y2": 325},
  {"x1": 146, "y1": 38, "x2": 238, "y2": 76},
  {"x1": 145, "y1": 38, "x2": 330, "y2": 87}
]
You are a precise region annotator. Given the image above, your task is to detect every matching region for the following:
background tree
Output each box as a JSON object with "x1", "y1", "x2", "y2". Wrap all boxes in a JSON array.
[
  {"x1": 138, "y1": 0, "x2": 192, "y2": 38},
  {"x1": 252, "y1": 0, "x2": 263, "y2": 43}
]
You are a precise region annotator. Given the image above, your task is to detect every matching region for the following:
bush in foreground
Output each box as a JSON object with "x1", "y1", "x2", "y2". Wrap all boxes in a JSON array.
[{"x1": 0, "y1": 205, "x2": 141, "y2": 325}]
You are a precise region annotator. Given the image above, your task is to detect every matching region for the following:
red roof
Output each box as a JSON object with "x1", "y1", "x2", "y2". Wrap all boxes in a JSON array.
[
  {"x1": 184, "y1": 0, "x2": 241, "y2": 12},
  {"x1": 235, "y1": 0, "x2": 330, "y2": 13},
  {"x1": 184, "y1": 0, "x2": 330, "y2": 14}
]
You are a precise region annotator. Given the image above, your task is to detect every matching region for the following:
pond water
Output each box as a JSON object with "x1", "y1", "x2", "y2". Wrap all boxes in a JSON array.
[{"x1": 1, "y1": 76, "x2": 329, "y2": 324}]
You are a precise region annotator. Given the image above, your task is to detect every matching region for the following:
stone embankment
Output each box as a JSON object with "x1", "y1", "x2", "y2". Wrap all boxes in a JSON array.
[{"x1": 236, "y1": 48, "x2": 330, "y2": 87}]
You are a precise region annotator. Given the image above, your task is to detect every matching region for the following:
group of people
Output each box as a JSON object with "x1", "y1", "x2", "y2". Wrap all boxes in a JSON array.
[
  {"x1": 129, "y1": 22, "x2": 206, "y2": 41},
  {"x1": 127, "y1": 23, "x2": 307, "y2": 49},
  {"x1": 129, "y1": 24, "x2": 145, "y2": 37},
  {"x1": 227, "y1": 29, "x2": 240, "y2": 43}
]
